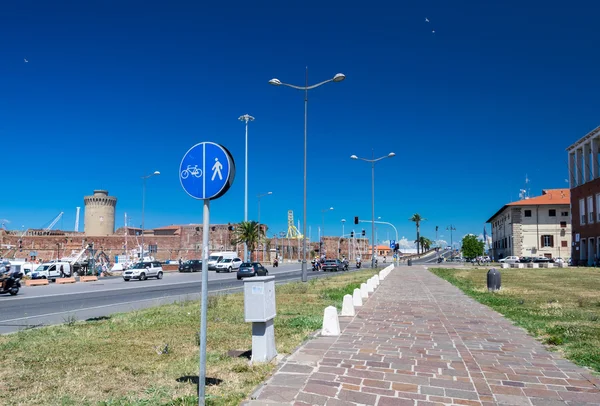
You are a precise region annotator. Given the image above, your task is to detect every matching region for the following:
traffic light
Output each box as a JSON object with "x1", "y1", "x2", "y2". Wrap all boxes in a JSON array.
[
  {"x1": 354, "y1": 216, "x2": 359, "y2": 224},
  {"x1": 361, "y1": 229, "x2": 366, "y2": 236},
  {"x1": 350, "y1": 231, "x2": 354, "y2": 238},
  {"x1": 395, "y1": 243, "x2": 399, "y2": 251}
]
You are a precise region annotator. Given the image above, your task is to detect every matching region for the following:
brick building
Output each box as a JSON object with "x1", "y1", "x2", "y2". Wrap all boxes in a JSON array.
[
  {"x1": 486, "y1": 189, "x2": 571, "y2": 261},
  {"x1": 567, "y1": 125, "x2": 600, "y2": 265}
]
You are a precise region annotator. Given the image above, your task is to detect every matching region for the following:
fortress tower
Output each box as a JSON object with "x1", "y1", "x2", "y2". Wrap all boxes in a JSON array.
[{"x1": 84, "y1": 190, "x2": 117, "y2": 236}]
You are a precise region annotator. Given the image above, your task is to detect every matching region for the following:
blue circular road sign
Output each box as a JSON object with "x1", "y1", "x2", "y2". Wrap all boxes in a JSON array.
[{"x1": 180, "y1": 142, "x2": 235, "y2": 200}]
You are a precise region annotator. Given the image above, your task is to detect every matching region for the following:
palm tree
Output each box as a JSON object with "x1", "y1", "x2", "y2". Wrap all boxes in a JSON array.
[
  {"x1": 230, "y1": 221, "x2": 263, "y2": 261},
  {"x1": 416, "y1": 236, "x2": 433, "y2": 252},
  {"x1": 409, "y1": 213, "x2": 426, "y2": 254}
]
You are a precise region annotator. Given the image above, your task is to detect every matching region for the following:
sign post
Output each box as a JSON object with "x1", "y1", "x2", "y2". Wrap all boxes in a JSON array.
[{"x1": 180, "y1": 142, "x2": 235, "y2": 406}]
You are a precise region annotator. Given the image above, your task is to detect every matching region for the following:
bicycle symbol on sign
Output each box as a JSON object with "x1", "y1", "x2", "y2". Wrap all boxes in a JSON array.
[{"x1": 180, "y1": 165, "x2": 203, "y2": 179}]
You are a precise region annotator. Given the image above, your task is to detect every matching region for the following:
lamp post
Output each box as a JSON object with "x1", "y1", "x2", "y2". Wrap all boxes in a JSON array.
[
  {"x1": 141, "y1": 171, "x2": 160, "y2": 262},
  {"x1": 269, "y1": 70, "x2": 345, "y2": 282},
  {"x1": 447, "y1": 225, "x2": 456, "y2": 257},
  {"x1": 320, "y1": 207, "x2": 333, "y2": 257},
  {"x1": 257, "y1": 192, "x2": 272, "y2": 261},
  {"x1": 238, "y1": 114, "x2": 255, "y2": 262},
  {"x1": 351, "y1": 151, "x2": 395, "y2": 268}
]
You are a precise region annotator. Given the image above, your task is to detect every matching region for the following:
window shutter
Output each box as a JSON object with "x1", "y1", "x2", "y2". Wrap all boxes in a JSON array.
[
  {"x1": 549, "y1": 235, "x2": 554, "y2": 247},
  {"x1": 541, "y1": 235, "x2": 544, "y2": 247}
]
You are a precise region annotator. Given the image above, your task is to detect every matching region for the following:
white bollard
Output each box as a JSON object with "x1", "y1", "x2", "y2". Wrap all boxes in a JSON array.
[
  {"x1": 373, "y1": 274, "x2": 380, "y2": 287},
  {"x1": 341, "y1": 294, "x2": 355, "y2": 316},
  {"x1": 321, "y1": 306, "x2": 340, "y2": 336},
  {"x1": 366, "y1": 278, "x2": 375, "y2": 293},
  {"x1": 360, "y1": 283, "x2": 369, "y2": 299},
  {"x1": 352, "y1": 288, "x2": 363, "y2": 307},
  {"x1": 379, "y1": 270, "x2": 386, "y2": 281}
]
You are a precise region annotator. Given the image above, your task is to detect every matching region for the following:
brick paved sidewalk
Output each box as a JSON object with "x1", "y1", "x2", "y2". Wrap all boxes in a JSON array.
[{"x1": 245, "y1": 266, "x2": 600, "y2": 406}]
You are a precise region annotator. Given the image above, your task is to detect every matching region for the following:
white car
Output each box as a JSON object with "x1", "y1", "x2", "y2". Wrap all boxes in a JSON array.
[
  {"x1": 499, "y1": 256, "x2": 520, "y2": 264},
  {"x1": 554, "y1": 257, "x2": 565, "y2": 264},
  {"x1": 215, "y1": 257, "x2": 243, "y2": 273},
  {"x1": 123, "y1": 261, "x2": 163, "y2": 281}
]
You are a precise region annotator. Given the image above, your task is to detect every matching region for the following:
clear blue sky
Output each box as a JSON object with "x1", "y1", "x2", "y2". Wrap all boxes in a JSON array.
[{"x1": 2, "y1": 0, "x2": 598, "y2": 246}]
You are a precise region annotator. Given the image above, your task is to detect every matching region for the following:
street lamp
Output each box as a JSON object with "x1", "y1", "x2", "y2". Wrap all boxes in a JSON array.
[
  {"x1": 141, "y1": 170, "x2": 160, "y2": 262},
  {"x1": 341, "y1": 219, "x2": 346, "y2": 237},
  {"x1": 351, "y1": 152, "x2": 395, "y2": 268},
  {"x1": 269, "y1": 70, "x2": 345, "y2": 282},
  {"x1": 238, "y1": 114, "x2": 255, "y2": 262},
  {"x1": 447, "y1": 225, "x2": 456, "y2": 257},
  {"x1": 321, "y1": 207, "x2": 333, "y2": 256},
  {"x1": 257, "y1": 192, "x2": 272, "y2": 261}
]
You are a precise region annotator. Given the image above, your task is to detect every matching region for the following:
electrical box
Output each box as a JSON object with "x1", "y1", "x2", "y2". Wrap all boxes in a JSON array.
[{"x1": 243, "y1": 276, "x2": 276, "y2": 322}]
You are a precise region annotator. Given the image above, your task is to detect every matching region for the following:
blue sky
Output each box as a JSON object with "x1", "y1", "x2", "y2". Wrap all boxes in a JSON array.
[{"x1": 1, "y1": 0, "x2": 598, "y2": 246}]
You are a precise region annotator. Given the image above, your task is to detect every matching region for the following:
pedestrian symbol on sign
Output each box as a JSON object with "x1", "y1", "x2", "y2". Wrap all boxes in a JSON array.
[{"x1": 211, "y1": 158, "x2": 223, "y2": 181}]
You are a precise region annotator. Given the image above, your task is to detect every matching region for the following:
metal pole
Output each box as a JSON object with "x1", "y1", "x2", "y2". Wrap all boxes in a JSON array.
[
  {"x1": 257, "y1": 197, "x2": 261, "y2": 262},
  {"x1": 141, "y1": 177, "x2": 146, "y2": 262},
  {"x1": 198, "y1": 199, "x2": 210, "y2": 405},
  {"x1": 301, "y1": 67, "x2": 308, "y2": 282},
  {"x1": 371, "y1": 152, "x2": 376, "y2": 268},
  {"x1": 244, "y1": 119, "x2": 248, "y2": 262}
]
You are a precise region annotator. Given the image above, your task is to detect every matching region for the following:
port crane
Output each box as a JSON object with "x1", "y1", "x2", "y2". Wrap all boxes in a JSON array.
[{"x1": 44, "y1": 212, "x2": 64, "y2": 231}]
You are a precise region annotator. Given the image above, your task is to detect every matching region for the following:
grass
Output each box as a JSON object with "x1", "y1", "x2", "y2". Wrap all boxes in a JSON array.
[
  {"x1": 429, "y1": 266, "x2": 600, "y2": 373},
  {"x1": 0, "y1": 269, "x2": 378, "y2": 406}
]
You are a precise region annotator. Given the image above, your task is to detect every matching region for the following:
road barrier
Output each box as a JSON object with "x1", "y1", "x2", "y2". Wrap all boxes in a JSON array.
[
  {"x1": 56, "y1": 277, "x2": 76, "y2": 284},
  {"x1": 25, "y1": 279, "x2": 49, "y2": 287}
]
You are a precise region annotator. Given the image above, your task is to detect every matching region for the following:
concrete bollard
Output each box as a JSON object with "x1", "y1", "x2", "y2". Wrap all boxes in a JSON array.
[
  {"x1": 341, "y1": 294, "x2": 355, "y2": 316},
  {"x1": 366, "y1": 278, "x2": 375, "y2": 293},
  {"x1": 379, "y1": 269, "x2": 386, "y2": 281},
  {"x1": 373, "y1": 274, "x2": 380, "y2": 287},
  {"x1": 360, "y1": 283, "x2": 369, "y2": 299},
  {"x1": 321, "y1": 306, "x2": 340, "y2": 336},
  {"x1": 501, "y1": 263, "x2": 509, "y2": 269},
  {"x1": 352, "y1": 288, "x2": 363, "y2": 307}
]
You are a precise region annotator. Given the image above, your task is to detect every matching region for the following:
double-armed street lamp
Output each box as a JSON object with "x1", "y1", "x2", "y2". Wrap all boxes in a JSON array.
[
  {"x1": 141, "y1": 171, "x2": 160, "y2": 262},
  {"x1": 269, "y1": 70, "x2": 345, "y2": 282},
  {"x1": 239, "y1": 114, "x2": 255, "y2": 262},
  {"x1": 447, "y1": 225, "x2": 457, "y2": 256},
  {"x1": 350, "y1": 152, "x2": 395, "y2": 268},
  {"x1": 257, "y1": 192, "x2": 272, "y2": 261}
]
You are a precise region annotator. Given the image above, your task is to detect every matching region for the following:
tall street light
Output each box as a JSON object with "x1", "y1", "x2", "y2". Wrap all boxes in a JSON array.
[
  {"x1": 320, "y1": 207, "x2": 334, "y2": 256},
  {"x1": 257, "y1": 192, "x2": 272, "y2": 261},
  {"x1": 269, "y1": 70, "x2": 345, "y2": 282},
  {"x1": 239, "y1": 114, "x2": 255, "y2": 262},
  {"x1": 447, "y1": 225, "x2": 456, "y2": 257},
  {"x1": 351, "y1": 152, "x2": 395, "y2": 268},
  {"x1": 341, "y1": 219, "x2": 346, "y2": 237},
  {"x1": 141, "y1": 171, "x2": 160, "y2": 262}
]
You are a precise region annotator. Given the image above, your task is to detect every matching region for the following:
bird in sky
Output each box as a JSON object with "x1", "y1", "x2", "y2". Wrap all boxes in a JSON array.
[
  {"x1": 425, "y1": 18, "x2": 429, "y2": 22},
  {"x1": 24, "y1": 58, "x2": 28, "y2": 63},
  {"x1": 432, "y1": 30, "x2": 435, "y2": 34}
]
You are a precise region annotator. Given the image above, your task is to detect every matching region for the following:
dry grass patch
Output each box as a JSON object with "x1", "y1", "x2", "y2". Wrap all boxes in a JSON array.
[
  {"x1": 0, "y1": 269, "x2": 378, "y2": 405},
  {"x1": 430, "y1": 267, "x2": 600, "y2": 374}
]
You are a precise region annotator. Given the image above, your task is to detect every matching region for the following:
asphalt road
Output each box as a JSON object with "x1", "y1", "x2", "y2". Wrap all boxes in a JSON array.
[{"x1": 0, "y1": 261, "x2": 383, "y2": 334}]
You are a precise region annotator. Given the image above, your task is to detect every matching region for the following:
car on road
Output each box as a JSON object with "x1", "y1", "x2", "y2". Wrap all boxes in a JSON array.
[
  {"x1": 179, "y1": 259, "x2": 202, "y2": 272},
  {"x1": 123, "y1": 261, "x2": 164, "y2": 281},
  {"x1": 237, "y1": 262, "x2": 268, "y2": 280},
  {"x1": 322, "y1": 259, "x2": 347, "y2": 272},
  {"x1": 554, "y1": 257, "x2": 565, "y2": 264},
  {"x1": 499, "y1": 256, "x2": 520, "y2": 264},
  {"x1": 519, "y1": 257, "x2": 533, "y2": 263},
  {"x1": 215, "y1": 257, "x2": 242, "y2": 273},
  {"x1": 533, "y1": 257, "x2": 553, "y2": 263}
]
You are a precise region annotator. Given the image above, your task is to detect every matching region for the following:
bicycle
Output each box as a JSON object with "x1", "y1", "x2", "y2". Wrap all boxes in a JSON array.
[{"x1": 181, "y1": 165, "x2": 203, "y2": 179}]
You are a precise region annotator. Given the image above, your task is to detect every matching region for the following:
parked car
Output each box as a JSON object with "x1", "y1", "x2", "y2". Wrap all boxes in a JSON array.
[
  {"x1": 179, "y1": 259, "x2": 202, "y2": 272},
  {"x1": 237, "y1": 262, "x2": 268, "y2": 280},
  {"x1": 519, "y1": 257, "x2": 533, "y2": 263},
  {"x1": 533, "y1": 257, "x2": 553, "y2": 263},
  {"x1": 215, "y1": 257, "x2": 242, "y2": 273},
  {"x1": 123, "y1": 261, "x2": 163, "y2": 281},
  {"x1": 322, "y1": 259, "x2": 346, "y2": 272},
  {"x1": 207, "y1": 252, "x2": 237, "y2": 270},
  {"x1": 554, "y1": 257, "x2": 565, "y2": 264},
  {"x1": 499, "y1": 256, "x2": 520, "y2": 264}
]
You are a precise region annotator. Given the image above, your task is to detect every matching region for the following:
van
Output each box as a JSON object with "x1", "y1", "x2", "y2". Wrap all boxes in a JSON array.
[
  {"x1": 207, "y1": 252, "x2": 237, "y2": 270},
  {"x1": 31, "y1": 262, "x2": 72, "y2": 279}
]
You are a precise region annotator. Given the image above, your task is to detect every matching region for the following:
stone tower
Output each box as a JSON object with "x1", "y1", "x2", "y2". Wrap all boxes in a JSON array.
[{"x1": 84, "y1": 190, "x2": 117, "y2": 236}]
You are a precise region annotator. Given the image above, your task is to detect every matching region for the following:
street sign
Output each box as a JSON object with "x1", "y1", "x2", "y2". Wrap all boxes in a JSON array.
[
  {"x1": 389, "y1": 240, "x2": 396, "y2": 249},
  {"x1": 180, "y1": 142, "x2": 236, "y2": 200}
]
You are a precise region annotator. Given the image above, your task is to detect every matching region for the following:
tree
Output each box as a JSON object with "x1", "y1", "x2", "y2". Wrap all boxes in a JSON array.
[
  {"x1": 230, "y1": 221, "x2": 263, "y2": 260},
  {"x1": 409, "y1": 213, "x2": 426, "y2": 254},
  {"x1": 462, "y1": 234, "x2": 484, "y2": 259}
]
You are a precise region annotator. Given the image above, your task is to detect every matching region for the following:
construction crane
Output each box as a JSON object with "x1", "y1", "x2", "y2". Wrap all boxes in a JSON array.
[
  {"x1": 44, "y1": 212, "x2": 64, "y2": 231},
  {"x1": 0, "y1": 219, "x2": 10, "y2": 230}
]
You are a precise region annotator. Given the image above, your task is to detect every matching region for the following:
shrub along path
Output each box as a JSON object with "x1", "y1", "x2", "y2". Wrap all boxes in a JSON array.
[{"x1": 246, "y1": 266, "x2": 600, "y2": 405}]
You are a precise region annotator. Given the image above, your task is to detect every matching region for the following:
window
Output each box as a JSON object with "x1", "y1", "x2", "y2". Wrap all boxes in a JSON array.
[
  {"x1": 541, "y1": 235, "x2": 554, "y2": 247},
  {"x1": 524, "y1": 210, "x2": 532, "y2": 217},
  {"x1": 580, "y1": 199, "x2": 586, "y2": 225},
  {"x1": 589, "y1": 196, "x2": 595, "y2": 224},
  {"x1": 560, "y1": 221, "x2": 567, "y2": 228},
  {"x1": 549, "y1": 209, "x2": 556, "y2": 217},
  {"x1": 561, "y1": 241, "x2": 568, "y2": 247},
  {"x1": 597, "y1": 194, "x2": 600, "y2": 222},
  {"x1": 148, "y1": 244, "x2": 158, "y2": 253},
  {"x1": 561, "y1": 211, "x2": 569, "y2": 217}
]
